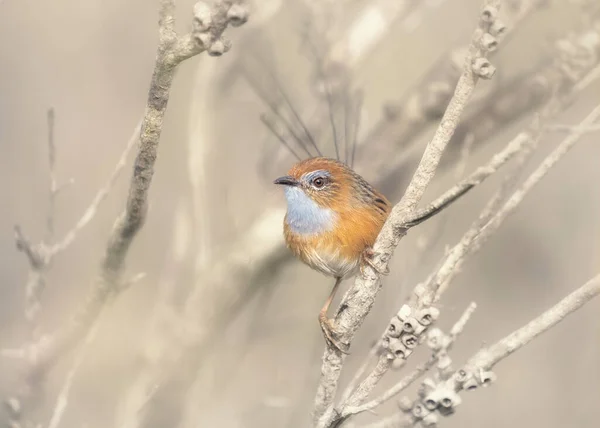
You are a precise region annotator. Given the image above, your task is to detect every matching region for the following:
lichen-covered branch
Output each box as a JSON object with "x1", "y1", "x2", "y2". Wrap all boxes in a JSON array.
[{"x1": 399, "y1": 273, "x2": 600, "y2": 427}]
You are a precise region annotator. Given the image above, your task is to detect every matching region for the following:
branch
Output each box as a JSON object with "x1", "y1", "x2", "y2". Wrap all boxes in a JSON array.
[
  {"x1": 465, "y1": 274, "x2": 600, "y2": 371},
  {"x1": 400, "y1": 273, "x2": 600, "y2": 427},
  {"x1": 403, "y1": 132, "x2": 531, "y2": 228},
  {"x1": 313, "y1": 1, "x2": 502, "y2": 425},
  {"x1": 340, "y1": 303, "x2": 477, "y2": 421},
  {"x1": 4, "y1": 2, "x2": 248, "y2": 426}
]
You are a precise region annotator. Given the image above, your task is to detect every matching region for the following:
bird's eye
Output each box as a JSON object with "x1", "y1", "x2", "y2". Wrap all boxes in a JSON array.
[{"x1": 312, "y1": 177, "x2": 325, "y2": 188}]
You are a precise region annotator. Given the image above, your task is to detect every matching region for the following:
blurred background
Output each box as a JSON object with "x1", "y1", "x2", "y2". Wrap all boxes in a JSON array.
[{"x1": 1, "y1": 0, "x2": 599, "y2": 427}]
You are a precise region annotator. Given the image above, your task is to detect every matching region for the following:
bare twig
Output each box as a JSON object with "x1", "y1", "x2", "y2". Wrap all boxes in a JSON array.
[
  {"x1": 464, "y1": 273, "x2": 600, "y2": 371},
  {"x1": 46, "y1": 317, "x2": 103, "y2": 428},
  {"x1": 49, "y1": 120, "x2": 142, "y2": 257},
  {"x1": 404, "y1": 133, "x2": 531, "y2": 228}
]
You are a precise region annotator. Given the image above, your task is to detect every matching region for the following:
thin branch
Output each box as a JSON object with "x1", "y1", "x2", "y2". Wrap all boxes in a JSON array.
[
  {"x1": 47, "y1": 317, "x2": 102, "y2": 428},
  {"x1": 465, "y1": 273, "x2": 600, "y2": 371},
  {"x1": 50, "y1": 120, "x2": 142, "y2": 257},
  {"x1": 404, "y1": 132, "x2": 531, "y2": 228}
]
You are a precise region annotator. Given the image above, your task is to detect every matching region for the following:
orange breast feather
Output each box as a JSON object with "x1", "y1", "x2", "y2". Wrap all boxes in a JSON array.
[{"x1": 283, "y1": 203, "x2": 387, "y2": 278}]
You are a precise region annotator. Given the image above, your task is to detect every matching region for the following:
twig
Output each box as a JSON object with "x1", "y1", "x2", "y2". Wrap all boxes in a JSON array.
[
  {"x1": 404, "y1": 133, "x2": 531, "y2": 228},
  {"x1": 464, "y1": 273, "x2": 600, "y2": 371},
  {"x1": 46, "y1": 316, "x2": 103, "y2": 428},
  {"x1": 313, "y1": 2, "x2": 502, "y2": 425},
  {"x1": 49, "y1": 120, "x2": 142, "y2": 257}
]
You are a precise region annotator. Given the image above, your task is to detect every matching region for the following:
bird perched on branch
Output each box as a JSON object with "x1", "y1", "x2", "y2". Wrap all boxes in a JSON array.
[{"x1": 274, "y1": 157, "x2": 390, "y2": 352}]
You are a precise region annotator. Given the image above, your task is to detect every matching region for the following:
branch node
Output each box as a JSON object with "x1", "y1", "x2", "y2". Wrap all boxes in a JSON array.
[
  {"x1": 489, "y1": 19, "x2": 507, "y2": 37},
  {"x1": 472, "y1": 57, "x2": 496, "y2": 79},
  {"x1": 397, "y1": 396, "x2": 414, "y2": 412},
  {"x1": 478, "y1": 370, "x2": 497, "y2": 386},
  {"x1": 192, "y1": 1, "x2": 213, "y2": 31},
  {"x1": 208, "y1": 37, "x2": 231, "y2": 56},
  {"x1": 227, "y1": 3, "x2": 249, "y2": 27},
  {"x1": 194, "y1": 32, "x2": 212, "y2": 49},
  {"x1": 422, "y1": 412, "x2": 439, "y2": 427},
  {"x1": 480, "y1": 32, "x2": 498, "y2": 52},
  {"x1": 480, "y1": 5, "x2": 498, "y2": 24}
]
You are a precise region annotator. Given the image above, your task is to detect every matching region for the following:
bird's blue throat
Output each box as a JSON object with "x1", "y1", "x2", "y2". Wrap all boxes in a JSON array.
[{"x1": 283, "y1": 186, "x2": 337, "y2": 235}]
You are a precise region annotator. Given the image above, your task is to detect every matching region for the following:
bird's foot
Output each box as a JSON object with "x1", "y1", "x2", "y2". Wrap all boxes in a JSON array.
[
  {"x1": 360, "y1": 247, "x2": 390, "y2": 276},
  {"x1": 319, "y1": 314, "x2": 350, "y2": 354}
]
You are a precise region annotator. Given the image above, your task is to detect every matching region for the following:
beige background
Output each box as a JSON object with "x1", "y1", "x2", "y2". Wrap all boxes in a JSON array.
[{"x1": 1, "y1": 0, "x2": 599, "y2": 427}]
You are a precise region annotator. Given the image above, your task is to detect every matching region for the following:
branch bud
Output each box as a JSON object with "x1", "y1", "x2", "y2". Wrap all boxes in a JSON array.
[
  {"x1": 401, "y1": 333, "x2": 418, "y2": 349},
  {"x1": 480, "y1": 33, "x2": 498, "y2": 52},
  {"x1": 398, "y1": 396, "x2": 414, "y2": 412},
  {"x1": 208, "y1": 38, "x2": 231, "y2": 56},
  {"x1": 472, "y1": 57, "x2": 496, "y2": 79},
  {"x1": 489, "y1": 20, "x2": 507, "y2": 37},
  {"x1": 227, "y1": 3, "x2": 249, "y2": 27},
  {"x1": 388, "y1": 337, "x2": 411, "y2": 359},
  {"x1": 437, "y1": 387, "x2": 462, "y2": 410},
  {"x1": 422, "y1": 412, "x2": 438, "y2": 427},
  {"x1": 194, "y1": 32, "x2": 212, "y2": 49},
  {"x1": 479, "y1": 370, "x2": 497, "y2": 386},
  {"x1": 403, "y1": 317, "x2": 425, "y2": 334},
  {"x1": 388, "y1": 317, "x2": 403, "y2": 338},
  {"x1": 417, "y1": 307, "x2": 439, "y2": 326},
  {"x1": 426, "y1": 328, "x2": 444, "y2": 351},
  {"x1": 397, "y1": 304, "x2": 412, "y2": 321},
  {"x1": 193, "y1": 1, "x2": 213, "y2": 32},
  {"x1": 480, "y1": 5, "x2": 498, "y2": 23},
  {"x1": 411, "y1": 402, "x2": 430, "y2": 419}
]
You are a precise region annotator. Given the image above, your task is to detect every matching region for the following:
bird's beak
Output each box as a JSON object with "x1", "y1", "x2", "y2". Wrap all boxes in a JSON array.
[{"x1": 274, "y1": 176, "x2": 299, "y2": 187}]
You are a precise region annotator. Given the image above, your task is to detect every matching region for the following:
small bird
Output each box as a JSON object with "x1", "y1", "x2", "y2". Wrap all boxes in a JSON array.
[{"x1": 274, "y1": 157, "x2": 391, "y2": 352}]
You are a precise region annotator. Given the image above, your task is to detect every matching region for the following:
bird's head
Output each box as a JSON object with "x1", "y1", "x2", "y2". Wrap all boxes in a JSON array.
[
  {"x1": 274, "y1": 157, "x2": 389, "y2": 236},
  {"x1": 274, "y1": 157, "x2": 352, "y2": 211}
]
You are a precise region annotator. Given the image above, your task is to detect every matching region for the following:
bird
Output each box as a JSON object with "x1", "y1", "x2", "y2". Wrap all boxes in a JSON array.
[{"x1": 274, "y1": 156, "x2": 391, "y2": 352}]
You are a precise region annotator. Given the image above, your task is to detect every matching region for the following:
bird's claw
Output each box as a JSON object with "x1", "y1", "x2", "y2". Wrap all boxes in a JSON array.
[
  {"x1": 319, "y1": 315, "x2": 350, "y2": 354},
  {"x1": 361, "y1": 248, "x2": 390, "y2": 276}
]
